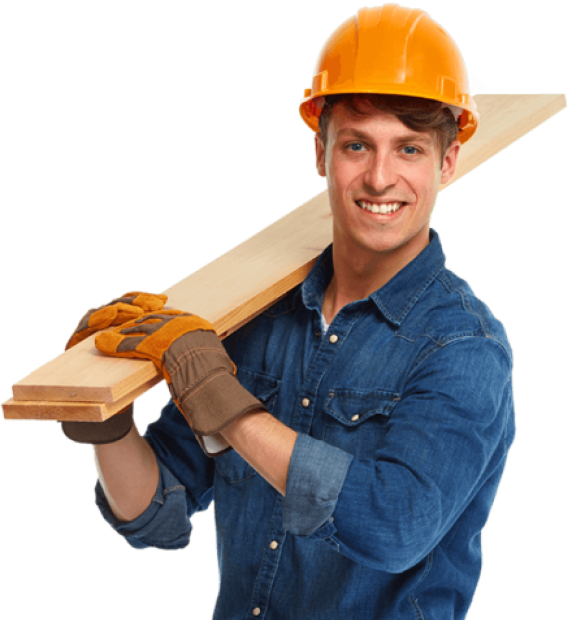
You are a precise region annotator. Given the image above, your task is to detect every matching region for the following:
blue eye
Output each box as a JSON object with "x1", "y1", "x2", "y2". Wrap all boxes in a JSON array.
[
  {"x1": 348, "y1": 143, "x2": 365, "y2": 152},
  {"x1": 403, "y1": 146, "x2": 419, "y2": 155}
]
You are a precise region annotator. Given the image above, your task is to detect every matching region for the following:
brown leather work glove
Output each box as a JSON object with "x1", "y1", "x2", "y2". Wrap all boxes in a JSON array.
[
  {"x1": 95, "y1": 310, "x2": 265, "y2": 457},
  {"x1": 65, "y1": 292, "x2": 168, "y2": 350},
  {"x1": 61, "y1": 292, "x2": 167, "y2": 444},
  {"x1": 61, "y1": 406, "x2": 135, "y2": 445}
]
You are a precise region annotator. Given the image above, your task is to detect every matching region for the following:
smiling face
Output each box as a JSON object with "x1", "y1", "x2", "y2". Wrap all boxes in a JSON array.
[{"x1": 316, "y1": 100, "x2": 460, "y2": 273}]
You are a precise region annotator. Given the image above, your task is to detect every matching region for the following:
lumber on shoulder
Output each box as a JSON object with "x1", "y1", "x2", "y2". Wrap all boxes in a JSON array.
[
  {"x1": 7, "y1": 189, "x2": 332, "y2": 419},
  {"x1": 3, "y1": 94, "x2": 566, "y2": 421}
]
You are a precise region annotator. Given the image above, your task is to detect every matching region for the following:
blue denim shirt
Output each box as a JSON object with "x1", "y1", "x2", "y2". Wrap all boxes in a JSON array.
[{"x1": 96, "y1": 230, "x2": 515, "y2": 619}]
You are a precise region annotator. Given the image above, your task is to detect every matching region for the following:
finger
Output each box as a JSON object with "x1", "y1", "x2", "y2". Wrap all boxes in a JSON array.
[
  {"x1": 120, "y1": 323, "x2": 162, "y2": 335},
  {"x1": 109, "y1": 294, "x2": 139, "y2": 305},
  {"x1": 115, "y1": 302, "x2": 145, "y2": 314},
  {"x1": 74, "y1": 310, "x2": 95, "y2": 335},
  {"x1": 116, "y1": 334, "x2": 146, "y2": 353},
  {"x1": 116, "y1": 292, "x2": 168, "y2": 313},
  {"x1": 88, "y1": 305, "x2": 118, "y2": 330},
  {"x1": 109, "y1": 291, "x2": 150, "y2": 306},
  {"x1": 134, "y1": 310, "x2": 189, "y2": 323}
]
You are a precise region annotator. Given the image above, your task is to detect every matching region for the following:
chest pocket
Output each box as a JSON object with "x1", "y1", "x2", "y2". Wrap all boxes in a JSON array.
[
  {"x1": 215, "y1": 367, "x2": 281, "y2": 484},
  {"x1": 324, "y1": 388, "x2": 400, "y2": 459}
]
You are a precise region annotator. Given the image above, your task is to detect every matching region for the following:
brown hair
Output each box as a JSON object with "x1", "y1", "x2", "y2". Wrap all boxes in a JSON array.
[{"x1": 318, "y1": 94, "x2": 459, "y2": 168}]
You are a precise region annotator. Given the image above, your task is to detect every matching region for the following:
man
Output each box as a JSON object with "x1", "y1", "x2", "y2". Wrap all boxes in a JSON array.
[{"x1": 64, "y1": 6, "x2": 515, "y2": 618}]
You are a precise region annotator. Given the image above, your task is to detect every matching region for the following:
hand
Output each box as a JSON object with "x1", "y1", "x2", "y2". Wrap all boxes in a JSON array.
[
  {"x1": 61, "y1": 291, "x2": 167, "y2": 444},
  {"x1": 65, "y1": 292, "x2": 168, "y2": 350},
  {"x1": 61, "y1": 405, "x2": 135, "y2": 445},
  {"x1": 95, "y1": 310, "x2": 266, "y2": 457}
]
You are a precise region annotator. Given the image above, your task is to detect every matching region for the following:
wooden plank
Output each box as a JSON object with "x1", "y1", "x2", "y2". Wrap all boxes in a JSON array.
[
  {"x1": 447, "y1": 95, "x2": 567, "y2": 186},
  {"x1": 4, "y1": 375, "x2": 161, "y2": 421},
  {"x1": 2, "y1": 94, "x2": 566, "y2": 421},
  {"x1": 11, "y1": 188, "x2": 331, "y2": 402}
]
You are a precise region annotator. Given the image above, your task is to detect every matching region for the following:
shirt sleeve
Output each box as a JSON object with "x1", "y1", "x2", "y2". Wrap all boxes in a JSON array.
[
  {"x1": 283, "y1": 336, "x2": 514, "y2": 573},
  {"x1": 96, "y1": 455, "x2": 192, "y2": 550},
  {"x1": 282, "y1": 433, "x2": 353, "y2": 534},
  {"x1": 95, "y1": 399, "x2": 215, "y2": 549}
]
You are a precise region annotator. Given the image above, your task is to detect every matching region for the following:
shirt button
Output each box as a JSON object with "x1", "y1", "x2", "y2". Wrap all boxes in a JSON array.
[
  {"x1": 351, "y1": 414, "x2": 360, "y2": 422},
  {"x1": 270, "y1": 540, "x2": 279, "y2": 550},
  {"x1": 302, "y1": 398, "x2": 310, "y2": 408},
  {"x1": 329, "y1": 334, "x2": 339, "y2": 343},
  {"x1": 253, "y1": 608, "x2": 261, "y2": 617}
]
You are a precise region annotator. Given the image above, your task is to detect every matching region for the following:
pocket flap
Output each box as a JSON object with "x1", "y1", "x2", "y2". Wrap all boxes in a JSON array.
[{"x1": 324, "y1": 388, "x2": 400, "y2": 426}]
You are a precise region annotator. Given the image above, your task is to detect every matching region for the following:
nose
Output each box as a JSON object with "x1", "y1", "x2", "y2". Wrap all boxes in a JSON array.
[{"x1": 363, "y1": 151, "x2": 398, "y2": 194}]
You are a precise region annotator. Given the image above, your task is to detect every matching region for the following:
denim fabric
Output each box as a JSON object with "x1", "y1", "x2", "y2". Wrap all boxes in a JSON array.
[{"x1": 96, "y1": 229, "x2": 515, "y2": 619}]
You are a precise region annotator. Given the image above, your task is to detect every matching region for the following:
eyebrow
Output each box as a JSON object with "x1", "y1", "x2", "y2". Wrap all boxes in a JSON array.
[{"x1": 336, "y1": 128, "x2": 434, "y2": 145}]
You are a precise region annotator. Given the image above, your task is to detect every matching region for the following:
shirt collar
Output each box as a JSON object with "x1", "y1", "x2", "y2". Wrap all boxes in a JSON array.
[{"x1": 299, "y1": 229, "x2": 446, "y2": 327}]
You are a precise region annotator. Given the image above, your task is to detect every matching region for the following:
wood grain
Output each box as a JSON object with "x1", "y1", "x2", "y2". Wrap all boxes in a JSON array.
[{"x1": 3, "y1": 94, "x2": 566, "y2": 421}]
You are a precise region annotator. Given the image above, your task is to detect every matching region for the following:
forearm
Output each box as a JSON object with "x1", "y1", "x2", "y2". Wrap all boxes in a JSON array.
[
  {"x1": 94, "y1": 424, "x2": 159, "y2": 522},
  {"x1": 220, "y1": 410, "x2": 298, "y2": 496}
]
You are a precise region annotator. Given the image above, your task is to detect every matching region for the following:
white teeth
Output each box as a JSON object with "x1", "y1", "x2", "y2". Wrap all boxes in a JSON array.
[{"x1": 358, "y1": 201, "x2": 403, "y2": 214}]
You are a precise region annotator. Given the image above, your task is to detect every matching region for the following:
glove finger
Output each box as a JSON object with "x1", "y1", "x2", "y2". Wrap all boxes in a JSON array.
[
  {"x1": 134, "y1": 310, "x2": 190, "y2": 323},
  {"x1": 117, "y1": 292, "x2": 168, "y2": 312},
  {"x1": 75, "y1": 305, "x2": 113, "y2": 334},
  {"x1": 96, "y1": 313, "x2": 216, "y2": 366},
  {"x1": 96, "y1": 314, "x2": 167, "y2": 358},
  {"x1": 112, "y1": 303, "x2": 145, "y2": 325},
  {"x1": 74, "y1": 293, "x2": 159, "y2": 332},
  {"x1": 117, "y1": 313, "x2": 179, "y2": 337},
  {"x1": 109, "y1": 294, "x2": 140, "y2": 305},
  {"x1": 110, "y1": 293, "x2": 153, "y2": 304},
  {"x1": 120, "y1": 322, "x2": 164, "y2": 335},
  {"x1": 72, "y1": 300, "x2": 125, "y2": 336},
  {"x1": 66, "y1": 306, "x2": 118, "y2": 349},
  {"x1": 96, "y1": 331, "x2": 160, "y2": 362},
  {"x1": 66, "y1": 293, "x2": 166, "y2": 351},
  {"x1": 116, "y1": 334, "x2": 147, "y2": 353}
]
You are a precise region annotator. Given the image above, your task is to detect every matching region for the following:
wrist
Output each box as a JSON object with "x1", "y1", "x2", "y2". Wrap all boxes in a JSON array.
[{"x1": 219, "y1": 408, "x2": 272, "y2": 444}]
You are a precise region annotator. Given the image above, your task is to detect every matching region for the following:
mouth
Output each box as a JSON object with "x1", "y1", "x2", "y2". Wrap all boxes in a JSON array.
[{"x1": 356, "y1": 200, "x2": 406, "y2": 216}]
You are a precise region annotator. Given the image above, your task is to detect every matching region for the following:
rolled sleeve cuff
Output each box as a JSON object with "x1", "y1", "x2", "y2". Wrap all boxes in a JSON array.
[
  {"x1": 283, "y1": 433, "x2": 353, "y2": 536},
  {"x1": 95, "y1": 457, "x2": 192, "y2": 550}
]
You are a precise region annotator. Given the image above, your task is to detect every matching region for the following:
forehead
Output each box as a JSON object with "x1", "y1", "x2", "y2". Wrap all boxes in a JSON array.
[{"x1": 325, "y1": 100, "x2": 436, "y2": 146}]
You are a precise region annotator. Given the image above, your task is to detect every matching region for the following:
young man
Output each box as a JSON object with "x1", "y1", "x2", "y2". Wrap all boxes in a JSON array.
[
  {"x1": 312, "y1": 94, "x2": 460, "y2": 319},
  {"x1": 66, "y1": 6, "x2": 515, "y2": 619}
]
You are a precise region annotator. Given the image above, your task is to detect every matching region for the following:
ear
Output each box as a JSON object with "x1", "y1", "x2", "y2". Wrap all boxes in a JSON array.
[
  {"x1": 440, "y1": 140, "x2": 461, "y2": 186},
  {"x1": 315, "y1": 133, "x2": 327, "y2": 177}
]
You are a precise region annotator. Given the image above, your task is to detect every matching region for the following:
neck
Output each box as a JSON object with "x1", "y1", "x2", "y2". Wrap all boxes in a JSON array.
[{"x1": 322, "y1": 229, "x2": 430, "y2": 324}]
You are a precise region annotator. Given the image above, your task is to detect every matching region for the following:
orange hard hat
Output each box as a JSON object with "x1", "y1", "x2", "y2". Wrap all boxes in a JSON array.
[{"x1": 300, "y1": 4, "x2": 479, "y2": 144}]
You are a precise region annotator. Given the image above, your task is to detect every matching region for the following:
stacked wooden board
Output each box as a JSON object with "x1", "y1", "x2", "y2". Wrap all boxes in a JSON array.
[{"x1": 2, "y1": 94, "x2": 566, "y2": 422}]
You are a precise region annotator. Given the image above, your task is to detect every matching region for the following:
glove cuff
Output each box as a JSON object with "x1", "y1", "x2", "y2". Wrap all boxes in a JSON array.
[
  {"x1": 172, "y1": 370, "x2": 267, "y2": 457},
  {"x1": 61, "y1": 405, "x2": 134, "y2": 445}
]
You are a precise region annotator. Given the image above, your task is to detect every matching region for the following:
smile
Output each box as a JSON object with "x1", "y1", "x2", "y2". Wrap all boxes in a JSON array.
[{"x1": 357, "y1": 200, "x2": 405, "y2": 215}]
